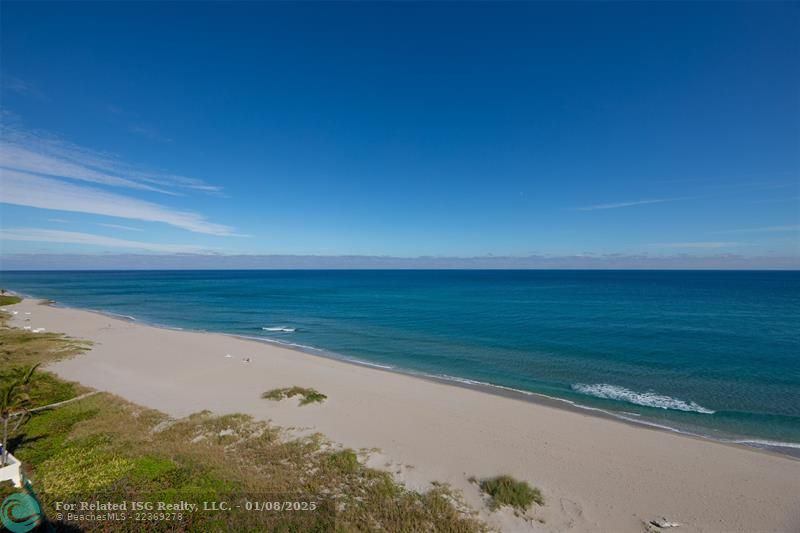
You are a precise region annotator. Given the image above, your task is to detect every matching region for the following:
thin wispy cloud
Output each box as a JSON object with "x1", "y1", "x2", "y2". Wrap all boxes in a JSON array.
[
  {"x1": 712, "y1": 224, "x2": 800, "y2": 234},
  {"x1": 0, "y1": 123, "x2": 221, "y2": 195},
  {"x1": 652, "y1": 175, "x2": 798, "y2": 188},
  {"x1": 753, "y1": 196, "x2": 800, "y2": 204},
  {"x1": 0, "y1": 228, "x2": 217, "y2": 254},
  {"x1": 574, "y1": 198, "x2": 673, "y2": 211},
  {"x1": 0, "y1": 142, "x2": 174, "y2": 194},
  {"x1": 650, "y1": 242, "x2": 748, "y2": 249},
  {"x1": 98, "y1": 223, "x2": 143, "y2": 232},
  {"x1": 1, "y1": 169, "x2": 237, "y2": 236}
]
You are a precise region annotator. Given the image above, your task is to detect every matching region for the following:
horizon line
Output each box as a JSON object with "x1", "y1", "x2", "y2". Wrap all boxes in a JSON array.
[{"x1": 1, "y1": 252, "x2": 798, "y2": 272}]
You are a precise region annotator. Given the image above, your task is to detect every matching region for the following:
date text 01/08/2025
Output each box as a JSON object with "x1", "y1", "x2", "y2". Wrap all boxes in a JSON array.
[{"x1": 52, "y1": 499, "x2": 320, "y2": 513}]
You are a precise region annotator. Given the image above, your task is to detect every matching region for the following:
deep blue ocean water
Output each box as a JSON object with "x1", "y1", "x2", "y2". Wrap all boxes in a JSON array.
[{"x1": 2, "y1": 270, "x2": 798, "y2": 452}]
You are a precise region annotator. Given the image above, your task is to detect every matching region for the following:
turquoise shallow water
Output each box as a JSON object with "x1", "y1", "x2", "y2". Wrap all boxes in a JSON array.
[{"x1": 2, "y1": 270, "x2": 799, "y2": 453}]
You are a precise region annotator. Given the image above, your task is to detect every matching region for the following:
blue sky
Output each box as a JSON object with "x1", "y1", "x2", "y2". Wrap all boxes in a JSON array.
[{"x1": 1, "y1": 1, "x2": 798, "y2": 266}]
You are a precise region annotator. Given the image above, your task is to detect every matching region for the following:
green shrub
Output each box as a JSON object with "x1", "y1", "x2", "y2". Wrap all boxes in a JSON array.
[
  {"x1": 129, "y1": 456, "x2": 177, "y2": 483},
  {"x1": 261, "y1": 386, "x2": 327, "y2": 405},
  {"x1": 40, "y1": 443, "x2": 136, "y2": 496},
  {"x1": 328, "y1": 449, "x2": 359, "y2": 473},
  {"x1": 0, "y1": 295, "x2": 22, "y2": 306},
  {"x1": 479, "y1": 475, "x2": 543, "y2": 511},
  {"x1": 261, "y1": 388, "x2": 285, "y2": 400},
  {"x1": 13, "y1": 405, "x2": 99, "y2": 464}
]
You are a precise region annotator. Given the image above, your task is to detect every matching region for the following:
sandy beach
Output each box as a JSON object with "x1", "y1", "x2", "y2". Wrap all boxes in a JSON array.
[{"x1": 7, "y1": 298, "x2": 800, "y2": 533}]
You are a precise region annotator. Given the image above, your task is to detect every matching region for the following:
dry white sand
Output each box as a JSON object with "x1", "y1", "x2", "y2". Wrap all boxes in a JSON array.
[{"x1": 8, "y1": 299, "x2": 800, "y2": 532}]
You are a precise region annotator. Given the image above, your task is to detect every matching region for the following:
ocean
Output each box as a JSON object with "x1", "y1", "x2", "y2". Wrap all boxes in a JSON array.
[{"x1": 2, "y1": 269, "x2": 798, "y2": 454}]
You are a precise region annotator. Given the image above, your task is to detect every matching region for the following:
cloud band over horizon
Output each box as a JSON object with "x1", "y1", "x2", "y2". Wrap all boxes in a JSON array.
[
  {"x1": 1, "y1": 169, "x2": 237, "y2": 236},
  {"x1": 0, "y1": 228, "x2": 218, "y2": 254},
  {"x1": 1, "y1": 252, "x2": 797, "y2": 270}
]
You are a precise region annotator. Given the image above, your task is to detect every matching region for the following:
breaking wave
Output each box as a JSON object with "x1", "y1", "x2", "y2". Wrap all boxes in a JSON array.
[
  {"x1": 571, "y1": 383, "x2": 715, "y2": 414},
  {"x1": 262, "y1": 326, "x2": 296, "y2": 332}
]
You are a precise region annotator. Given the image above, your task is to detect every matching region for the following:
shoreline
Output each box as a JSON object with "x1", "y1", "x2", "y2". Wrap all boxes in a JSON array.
[
  {"x1": 243, "y1": 332, "x2": 800, "y2": 460},
  {"x1": 16, "y1": 292, "x2": 800, "y2": 460},
  {"x1": 5, "y1": 296, "x2": 800, "y2": 532}
]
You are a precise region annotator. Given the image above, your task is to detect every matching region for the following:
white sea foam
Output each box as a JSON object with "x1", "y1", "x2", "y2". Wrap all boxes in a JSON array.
[
  {"x1": 244, "y1": 335, "x2": 320, "y2": 352},
  {"x1": 435, "y1": 374, "x2": 544, "y2": 398},
  {"x1": 439, "y1": 375, "x2": 484, "y2": 386},
  {"x1": 262, "y1": 326, "x2": 296, "y2": 332},
  {"x1": 94, "y1": 309, "x2": 137, "y2": 321},
  {"x1": 346, "y1": 359, "x2": 395, "y2": 370},
  {"x1": 571, "y1": 383, "x2": 716, "y2": 414},
  {"x1": 725, "y1": 439, "x2": 800, "y2": 450}
]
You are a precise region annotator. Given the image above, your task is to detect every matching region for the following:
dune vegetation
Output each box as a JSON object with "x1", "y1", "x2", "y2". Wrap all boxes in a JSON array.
[
  {"x1": 262, "y1": 386, "x2": 327, "y2": 405},
  {"x1": 0, "y1": 294, "x2": 23, "y2": 306},
  {"x1": 478, "y1": 475, "x2": 544, "y2": 511},
  {"x1": 0, "y1": 305, "x2": 486, "y2": 532}
]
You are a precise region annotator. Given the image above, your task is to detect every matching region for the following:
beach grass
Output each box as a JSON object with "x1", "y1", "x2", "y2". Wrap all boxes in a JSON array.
[
  {"x1": 328, "y1": 448, "x2": 360, "y2": 474},
  {"x1": 479, "y1": 475, "x2": 544, "y2": 511},
  {"x1": 0, "y1": 311, "x2": 92, "y2": 369},
  {"x1": 262, "y1": 386, "x2": 327, "y2": 405},
  {"x1": 0, "y1": 312, "x2": 486, "y2": 532},
  {"x1": 0, "y1": 295, "x2": 22, "y2": 306}
]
